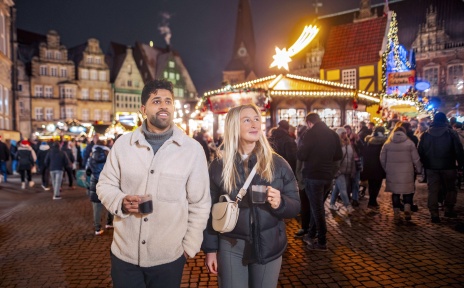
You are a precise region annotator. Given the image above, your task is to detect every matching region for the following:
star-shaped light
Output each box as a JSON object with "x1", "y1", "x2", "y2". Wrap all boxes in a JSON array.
[{"x1": 269, "y1": 47, "x2": 292, "y2": 70}]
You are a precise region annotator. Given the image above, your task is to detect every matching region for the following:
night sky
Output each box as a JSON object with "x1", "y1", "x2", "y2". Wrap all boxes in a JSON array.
[{"x1": 15, "y1": 0, "x2": 385, "y2": 94}]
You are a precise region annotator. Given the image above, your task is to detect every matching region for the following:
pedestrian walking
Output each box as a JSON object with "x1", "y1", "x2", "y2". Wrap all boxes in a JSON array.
[
  {"x1": 36, "y1": 141, "x2": 51, "y2": 191},
  {"x1": 329, "y1": 127, "x2": 355, "y2": 214},
  {"x1": 44, "y1": 142, "x2": 69, "y2": 200},
  {"x1": 202, "y1": 104, "x2": 300, "y2": 287},
  {"x1": 61, "y1": 141, "x2": 75, "y2": 189},
  {"x1": 16, "y1": 140, "x2": 36, "y2": 189},
  {"x1": 0, "y1": 135, "x2": 10, "y2": 183},
  {"x1": 86, "y1": 139, "x2": 113, "y2": 235},
  {"x1": 268, "y1": 119, "x2": 297, "y2": 173},
  {"x1": 418, "y1": 112, "x2": 464, "y2": 223},
  {"x1": 97, "y1": 79, "x2": 211, "y2": 288},
  {"x1": 344, "y1": 124, "x2": 364, "y2": 207},
  {"x1": 9, "y1": 139, "x2": 18, "y2": 175},
  {"x1": 380, "y1": 127, "x2": 422, "y2": 221},
  {"x1": 362, "y1": 126, "x2": 387, "y2": 209},
  {"x1": 294, "y1": 124, "x2": 311, "y2": 238},
  {"x1": 297, "y1": 112, "x2": 342, "y2": 251}
]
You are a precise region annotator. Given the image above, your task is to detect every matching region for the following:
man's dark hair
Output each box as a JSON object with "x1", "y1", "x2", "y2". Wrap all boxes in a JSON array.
[
  {"x1": 141, "y1": 79, "x2": 174, "y2": 105},
  {"x1": 305, "y1": 112, "x2": 321, "y2": 124}
]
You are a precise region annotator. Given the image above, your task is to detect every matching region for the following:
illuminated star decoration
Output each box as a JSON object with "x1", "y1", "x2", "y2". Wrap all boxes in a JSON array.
[{"x1": 270, "y1": 25, "x2": 319, "y2": 71}]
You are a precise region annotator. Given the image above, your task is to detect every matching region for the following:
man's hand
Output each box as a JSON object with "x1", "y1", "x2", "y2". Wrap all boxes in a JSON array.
[
  {"x1": 205, "y1": 252, "x2": 218, "y2": 274},
  {"x1": 122, "y1": 195, "x2": 141, "y2": 213}
]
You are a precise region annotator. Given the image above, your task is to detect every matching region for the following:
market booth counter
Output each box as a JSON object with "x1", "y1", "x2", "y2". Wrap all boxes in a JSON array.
[{"x1": 195, "y1": 74, "x2": 380, "y2": 138}]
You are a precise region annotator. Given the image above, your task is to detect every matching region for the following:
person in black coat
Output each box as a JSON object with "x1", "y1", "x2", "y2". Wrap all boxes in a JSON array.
[
  {"x1": 87, "y1": 140, "x2": 113, "y2": 235},
  {"x1": 268, "y1": 120, "x2": 297, "y2": 173},
  {"x1": 0, "y1": 136, "x2": 10, "y2": 183},
  {"x1": 61, "y1": 141, "x2": 75, "y2": 188},
  {"x1": 36, "y1": 141, "x2": 51, "y2": 190},
  {"x1": 16, "y1": 140, "x2": 36, "y2": 189},
  {"x1": 362, "y1": 127, "x2": 387, "y2": 209},
  {"x1": 202, "y1": 104, "x2": 299, "y2": 287},
  {"x1": 45, "y1": 142, "x2": 69, "y2": 199}
]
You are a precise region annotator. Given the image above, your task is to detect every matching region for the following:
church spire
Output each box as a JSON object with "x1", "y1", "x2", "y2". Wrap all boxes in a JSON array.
[{"x1": 223, "y1": 0, "x2": 256, "y2": 85}]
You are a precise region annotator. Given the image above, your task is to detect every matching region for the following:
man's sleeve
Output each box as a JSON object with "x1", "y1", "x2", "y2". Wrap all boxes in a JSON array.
[
  {"x1": 183, "y1": 145, "x2": 211, "y2": 258},
  {"x1": 285, "y1": 140, "x2": 298, "y2": 173},
  {"x1": 297, "y1": 131, "x2": 311, "y2": 161},
  {"x1": 333, "y1": 131, "x2": 343, "y2": 161}
]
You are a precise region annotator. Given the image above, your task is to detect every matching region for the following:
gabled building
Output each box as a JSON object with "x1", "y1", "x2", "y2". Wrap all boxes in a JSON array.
[
  {"x1": 133, "y1": 41, "x2": 198, "y2": 133},
  {"x1": 69, "y1": 38, "x2": 112, "y2": 125},
  {"x1": 0, "y1": 0, "x2": 14, "y2": 133},
  {"x1": 107, "y1": 42, "x2": 144, "y2": 127},
  {"x1": 29, "y1": 30, "x2": 75, "y2": 133},
  {"x1": 222, "y1": 0, "x2": 257, "y2": 85}
]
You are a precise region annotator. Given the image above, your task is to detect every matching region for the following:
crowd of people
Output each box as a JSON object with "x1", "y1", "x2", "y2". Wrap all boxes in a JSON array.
[{"x1": 2, "y1": 78, "x2": 463, "y2": 288}]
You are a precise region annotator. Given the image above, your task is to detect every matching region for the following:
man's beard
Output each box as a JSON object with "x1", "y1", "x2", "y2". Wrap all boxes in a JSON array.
[{"x1": 148, "y1": 113, "x2": 171, "y2": 130}]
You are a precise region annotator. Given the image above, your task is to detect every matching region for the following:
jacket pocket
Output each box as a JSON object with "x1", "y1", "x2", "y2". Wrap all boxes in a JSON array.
[{"x1": 156, "y1": 173, "x2": 186, "y2": 202}]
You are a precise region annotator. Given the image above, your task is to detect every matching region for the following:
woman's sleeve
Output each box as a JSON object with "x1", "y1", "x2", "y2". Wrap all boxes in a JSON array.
[
  {"x1": 271, "y1": 157, "x2": 300, "y2": 219},
  {"x1": 201, "y1": 161, "x2": 221, "y2": 253}
]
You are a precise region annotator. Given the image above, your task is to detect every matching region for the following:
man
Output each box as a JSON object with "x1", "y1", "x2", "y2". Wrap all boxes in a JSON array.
[
  {"x1": 418, "y1": 112, "x2": 464, "y2": 223},
  {"x1": 0, "y1": 136, "x2": 10, "y2": 183},
  {"x1": 97, "y1": 79, "x2": 211, "y2": 287},
  {"x1": 297, "y1": 113, "x2": 342, "y2": 251},
  {"x1": 268, "y1": 119, "x2": 297, "y2": 173}
]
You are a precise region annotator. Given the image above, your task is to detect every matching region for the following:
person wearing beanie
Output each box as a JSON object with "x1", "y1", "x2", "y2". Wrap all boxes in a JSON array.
[
  {"x1": 268, "y1": 119, "x2": 297, "y2": 173},
  {"x1": 418, "y1": 112, "x2": 464, "y2": 223},
  {"x1": 329, "y1": 127, "x2": 356, "y2": 214},
  {"x1": 37, "y1": 141, "x2": 51, "y2": 190},
  {"x1": 362, "y1": 126, "x2": 387, "y2": 209},
  {"x1": 16, "y1": 140, "x2": 36, "y2": 189}
]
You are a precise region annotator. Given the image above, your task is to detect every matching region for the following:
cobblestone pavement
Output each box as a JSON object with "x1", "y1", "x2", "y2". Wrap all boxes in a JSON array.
[{"x1": 1, "y1": 174, "x2": 463, "y2": 287}]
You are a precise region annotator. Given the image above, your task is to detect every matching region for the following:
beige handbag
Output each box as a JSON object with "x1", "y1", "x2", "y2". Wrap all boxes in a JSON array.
[{"x1": 212, "y1": 165, "x2": 257, "y2": 233}]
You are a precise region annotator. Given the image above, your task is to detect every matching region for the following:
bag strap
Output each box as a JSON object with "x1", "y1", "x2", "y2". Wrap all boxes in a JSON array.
[{"x1": 235, "y1": 164, "x2": 258, "y2": 203}]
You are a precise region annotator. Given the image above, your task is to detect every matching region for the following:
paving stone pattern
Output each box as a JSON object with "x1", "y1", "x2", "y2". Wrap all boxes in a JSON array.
[{"x1": 0, "y1": 175, "x2": 463, "y2": 287}]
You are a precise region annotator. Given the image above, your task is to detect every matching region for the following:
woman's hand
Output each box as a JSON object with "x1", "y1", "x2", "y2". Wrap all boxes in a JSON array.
[
  {"x1": 267, "y1": 186, "x2": 281, "y2": 209},
  {"x1": 205, "y1": 252, "x2": 218, "y2": 274},
  {"x1": 122, "y1": 195, "x2": 141, "y2": 213}
]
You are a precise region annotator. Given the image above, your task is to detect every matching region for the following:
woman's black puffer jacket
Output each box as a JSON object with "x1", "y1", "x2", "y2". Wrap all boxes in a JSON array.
[{"x1": 202, "y1": 153, "x2": 300, "y2": 264}]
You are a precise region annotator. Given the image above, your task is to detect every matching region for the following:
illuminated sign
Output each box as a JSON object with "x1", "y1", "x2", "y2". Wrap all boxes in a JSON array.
[
  {"x1": 387, "y1": 70, "x2": 416, "y2": 87},
  {"x1": 208, "y1": 92, "x2": 268, "y2": 114},
  {"x1": 270, "y1": 25, "x2": 319, "y2": 71}
]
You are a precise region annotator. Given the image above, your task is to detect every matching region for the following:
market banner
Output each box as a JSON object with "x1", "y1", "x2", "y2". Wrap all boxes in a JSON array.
[
  {"x1": 208, "y1": 91, "x2": 269, "y2": 114},
  {"x1": 387, "y1": 70, "x2": 416, "y2": 87}
]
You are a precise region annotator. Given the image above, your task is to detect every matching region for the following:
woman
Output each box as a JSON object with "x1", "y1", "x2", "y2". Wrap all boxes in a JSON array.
[
  {"x1": 61, "y1": 141, "x2": 75, "y2": 189},
  {"x1": 16, "y1": 140, "x2": 36, "y2": 189},
  {"x1": 362, "y1": 127, "x2": 387, "y2": 209},
  {"x1": 380, "y1": 127, "x2": 422, "y2": 221},
  {"x1": 45, "y1": 142, "x2": 69, "y2": 200},
  {"x1": 202, "y1": 104, "x2": 300, "y2": 288},
  {"x1": 87, "y1": 139, "x2": 113, "y2": 235},
  {"x1": 329, "y1": 127, "x2": 355, "y2": 213}
]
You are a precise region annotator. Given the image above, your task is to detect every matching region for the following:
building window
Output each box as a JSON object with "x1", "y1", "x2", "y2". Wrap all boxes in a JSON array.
[
  {"x1": 81, "y1": 88, "x2": 89, "y2": 100},
  {"x1": 169, "y1": 61, "x2": 175, "y2": 68},
  {"x1": 95, "y1": 56, "x2": 101, "y2": 64},
  {"x1": 342, "y1": 69, "x2": 357, "y2": 88},
  {"x1": 312, "y1": 108, "x2": 341, "y2": 128},
  {"x1": 102, "y1": 89, "x2": 109, "y2": 101},
  {"x1": 103, "y1": 110, "x2": 110, "y2": 122},
  {"x1": 0, "y1": 86, "x2": 3, "y2": 113},
  {"x1": 164, "y1": 71, "x2": 168, "y2": 78},
  {"x1": 35, "y1": 85, "x2": 43, "y2": 97},
  {"x1": 45, "y1": 108, "x2": 53, "y2": 120},
  {"x1": 98, "y1": 71, "x2": 106, "y2": 81},
  {"x1": 60, "y1": 87, "x2": 75, "y2": 98},
  {"x1": 82, "y1": 109, "x2": 89, "y2": 121},
  {"x1": 4, "y1": 88, "x2": 8, "y2": 115},
  {"x1": 18, "y1": 84, "x2": 22, "y2": 91},
  {"x1": 448, "y1": 65, "x2": 463, "y2": 85},
  {"x1": 50, "y1": 67, "x2": 58, "y2": 77},
  {"x1": 176, "y1": 73, "x2": 180, "y2": 81},
  {"x1": 66, "y1": 107, "x2": 73, "y2": 119},
  {"x1": 60, "y1": 107, "x2": 65, "y2": 118},
  {"x1": 87, "y1": 56, "x2": 93, "y2": 64},
  {"x1": 55, "y1": 51, "x2": 61, "y2": 60},
  {"x1": 35, "y1": 107, "x2": 44, "y2": 120},
  {"x1": 90, "y1": 70, "x2": 98, "y2": 80},
  {"x1": 424, "y1": 67, "x2": 439, "y2": 86},
  {"x1": 0, "y1": 12, "x2": 5, "y2": 55},
  {"x1": 46, "y1": 50, "x2": 52, "y2": 59},
  {"x1": 94, "y1": 89, "x2": 101, "y2": 100},
  {"x1": 44, "y1": 86, "x2": 53, "y2": 98},
  {"x1": 60, "y1": 67, "x2": 67, "y2": 78},
  {"x1": 40, "y1": 65, "x2": 48, "y2": 76},
  {"x1": 19, "y1": 101, "x2": 24, "y2": 115},
  {"x1": 277, "y1": 108, "x2": 307, "y2": 127},
  {"x1": 94, "y1": 109, "x2": 101, "y2": 121},
  {"x1": 81, "y1": 69, "x2": 89, "y2": 79},
  {"x1": 127, "y1": 80, "x2": 132, "y2": 87}
]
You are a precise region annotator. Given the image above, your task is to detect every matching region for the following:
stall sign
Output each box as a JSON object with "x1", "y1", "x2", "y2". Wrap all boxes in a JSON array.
[
  {"x1": 208, "y1": 91, "x2": 268, "y2": 114},
  {"x1": 388, "y1": 70, "x2": 416, "y2": 87}
]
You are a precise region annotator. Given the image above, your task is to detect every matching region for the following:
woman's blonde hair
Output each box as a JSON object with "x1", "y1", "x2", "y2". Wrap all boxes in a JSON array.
[
  {"x1": 386, "y1": 126, "x2": 406, "y2": 144},
  {"x1": 220, "y1": 104, "x2": 274, "y2": 194}
]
